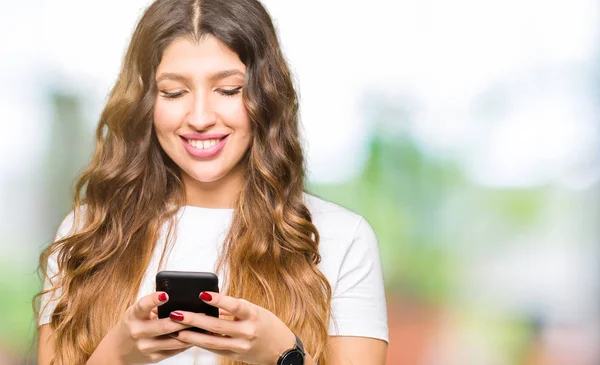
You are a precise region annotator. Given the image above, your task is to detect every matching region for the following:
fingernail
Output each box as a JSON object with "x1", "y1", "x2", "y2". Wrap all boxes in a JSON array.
[
  {"x1": 158, "y1": 293, "x2": 168, "y2": 302},
  {"x1": 200, "y1": 292, "x2": 212, "y2": 301},
  {"x1": 170, "y1": 311, "x2": 184, "y2": 321}
]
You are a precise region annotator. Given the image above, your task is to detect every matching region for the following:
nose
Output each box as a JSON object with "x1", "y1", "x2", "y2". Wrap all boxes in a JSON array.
[{"x1": 186, "y1": 92, "x2": 216, "y2": 130}]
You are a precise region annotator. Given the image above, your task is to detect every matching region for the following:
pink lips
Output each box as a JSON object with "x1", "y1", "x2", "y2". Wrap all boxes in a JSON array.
[
  {"x1": 181, "y1": 135, "x2": 229, "y2": 158},
  {"x1": 180, "y1": 133, "x2": 229, "y2": 141}
]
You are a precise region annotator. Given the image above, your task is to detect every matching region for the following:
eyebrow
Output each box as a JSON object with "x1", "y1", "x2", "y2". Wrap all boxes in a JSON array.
[{"x1": 155, "y1": 69, "x2": 245, "y2": 84}]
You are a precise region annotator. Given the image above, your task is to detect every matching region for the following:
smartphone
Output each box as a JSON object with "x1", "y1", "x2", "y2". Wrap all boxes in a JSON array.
[{"x1": 155, "y1": 271, "x2": 219, "y2": 333}]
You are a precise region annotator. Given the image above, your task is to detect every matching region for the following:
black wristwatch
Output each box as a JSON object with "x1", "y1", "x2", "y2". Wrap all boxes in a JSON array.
[{"x1": 276, "y1": 332, "x2": 305, "y2": 365}]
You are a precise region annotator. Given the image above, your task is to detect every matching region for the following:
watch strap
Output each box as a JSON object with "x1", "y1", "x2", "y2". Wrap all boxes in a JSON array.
[
  {"x1": 276, "y1": 332, "x2": 306, "y2": 365},
  {"x1": 294, "y1": 332, "x2": 305, "y2": 355}
]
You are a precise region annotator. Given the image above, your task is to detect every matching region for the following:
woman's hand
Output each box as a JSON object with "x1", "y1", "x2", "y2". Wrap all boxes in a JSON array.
[
  {"x1": 168, "y1": 292, "x2": 298, "y2": 365},
  {"x1": 89, "y1": 292, "x2": 193, "y2": 365}
]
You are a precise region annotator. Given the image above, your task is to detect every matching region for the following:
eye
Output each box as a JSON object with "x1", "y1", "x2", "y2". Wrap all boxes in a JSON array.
[
  {"x1": 159, "y1": 90, "x2": 187, "y2": 99},
  {"x1": 217, "y1": 86, "x2": 243, "y2": 97}
]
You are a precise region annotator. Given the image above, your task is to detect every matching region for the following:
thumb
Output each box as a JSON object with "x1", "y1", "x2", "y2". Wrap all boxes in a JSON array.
[{"x1": 131, "y1": 292, "x2": 169, "y2": 320}]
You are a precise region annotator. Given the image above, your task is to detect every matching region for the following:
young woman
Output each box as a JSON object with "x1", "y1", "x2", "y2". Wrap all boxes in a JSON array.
[{"x1": 35, "y1": 0, "x2": 389, "y2": 364}]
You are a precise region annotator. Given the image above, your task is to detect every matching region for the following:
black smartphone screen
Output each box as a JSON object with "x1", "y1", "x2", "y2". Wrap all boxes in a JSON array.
[{"x1": 155, "y1": 271, "x2": 219, "y2": 333}]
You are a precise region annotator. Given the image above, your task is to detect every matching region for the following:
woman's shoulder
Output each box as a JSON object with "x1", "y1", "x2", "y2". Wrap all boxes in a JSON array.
[
  {"x1": 301, "y1": 193, "x2": 386, "y2": 324},
  {"x1": 54, "y1": 204, "x2": 89, "y2": 241},
  {"x1": 301, "y1": 191, "x2": 376, "y2": 250},
  {"x1": 302, "y1": 191, "x2": 365, "y2": 227}
]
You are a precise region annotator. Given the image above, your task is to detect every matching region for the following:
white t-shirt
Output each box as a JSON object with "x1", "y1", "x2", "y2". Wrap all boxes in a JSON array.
[{"x1": 39, "y1": 192, "x2": 389, "y2": 364}]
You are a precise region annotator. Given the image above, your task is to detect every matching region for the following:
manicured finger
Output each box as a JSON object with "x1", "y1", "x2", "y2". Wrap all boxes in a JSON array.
[
  {"x1": 169, "y1": 311, "x2": 239, "y2": 337},
  {"x1": 132, "y1": 292, "x2": 169, "y2": 320},
  {"x1": 199, "y1": 292, "x2": 255, "y2": 320},
  {"x1": 138, "y1": 336, "x2": 192, "y2": 352},
  {"x1": 137, "y1": 317, "x2": 191, "y2": 337},
  {"x1": 151, "y1": 346, "x2": 194, "y2": 362},
  {"x1": 175, "y1": 329, "x2": 238, "y2": 353}
]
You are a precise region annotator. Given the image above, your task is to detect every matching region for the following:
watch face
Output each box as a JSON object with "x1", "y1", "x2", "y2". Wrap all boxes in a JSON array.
[{"x1": 281, "y1": 350, "x2": 304, "y2": 365}]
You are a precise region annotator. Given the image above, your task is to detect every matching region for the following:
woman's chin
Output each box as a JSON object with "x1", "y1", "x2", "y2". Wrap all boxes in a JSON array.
[
  {"x1": 182, "y1": 168, "x2": 228, "y2": 184},
  {"x1": 180, "y1": 159, "x2": 244, "y2": 185},
  {"x1": 188, "y1": 174, "x2": 224, "y2": 184}
]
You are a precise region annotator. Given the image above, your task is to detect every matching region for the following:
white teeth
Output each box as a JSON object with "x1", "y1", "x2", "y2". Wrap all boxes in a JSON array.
[{"x1": 188, "y1": 138, "x2": 220, "y2": 149}]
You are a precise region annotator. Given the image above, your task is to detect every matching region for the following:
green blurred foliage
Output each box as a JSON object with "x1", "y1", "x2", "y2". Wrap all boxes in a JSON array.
[
  {"x1": 0, "y1": 267, "x2": 38, "y2": 356},
  {"x1": 308, "y1": 127, "x2": 548, "y2": 306},
  {"x1": 307, "y1": 130, "x2": 462, "y2": 303},
  {"x1": 0, "y1": 90, "x2": 92, "y2": 358}
]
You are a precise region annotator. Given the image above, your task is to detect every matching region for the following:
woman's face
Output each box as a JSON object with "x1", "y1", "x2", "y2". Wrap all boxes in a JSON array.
[{"x1": 153, "y1": 35, "x2": 251, "y2": 186}]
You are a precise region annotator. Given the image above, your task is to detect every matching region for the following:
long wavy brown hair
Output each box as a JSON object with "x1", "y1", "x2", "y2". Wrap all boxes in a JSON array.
[{"x1": 34, "y1": 0, "x2": 332, "y2": 364}]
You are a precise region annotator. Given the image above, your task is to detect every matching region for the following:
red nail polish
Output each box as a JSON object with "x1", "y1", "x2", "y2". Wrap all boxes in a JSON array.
[
  {"x1": 200, "y1": 292, "x2": 212, "y2": 301},
  {"x1": 170, "y1": 311, "x2": 184, "y2": 321},
  {"x1": 158, "y1": 293, "x2": 168, "y2": 302}
]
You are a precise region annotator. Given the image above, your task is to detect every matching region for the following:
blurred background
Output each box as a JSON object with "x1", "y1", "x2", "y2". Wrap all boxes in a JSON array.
[{"x1": 1, "y1": 0, "x2": 599, "y2": 364}]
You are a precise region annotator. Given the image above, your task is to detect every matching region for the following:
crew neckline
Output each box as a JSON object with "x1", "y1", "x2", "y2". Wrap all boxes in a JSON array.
[{"x1": 175, "y1": 191, "x2": 313, "y2": 214}]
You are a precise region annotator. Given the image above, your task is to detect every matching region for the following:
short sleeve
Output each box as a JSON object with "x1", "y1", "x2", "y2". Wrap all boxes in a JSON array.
[
  {"x1": 328, "y1": 217, "x2": 389, "y2": 343},
  {"x1": 38, "y1": 210, "x2": 77, "y2": 327}
]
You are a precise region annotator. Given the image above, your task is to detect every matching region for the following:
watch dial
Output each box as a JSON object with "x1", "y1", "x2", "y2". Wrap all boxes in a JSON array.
[{"x1": 282, "y1": 350, "x2": 304, "y2": 365}]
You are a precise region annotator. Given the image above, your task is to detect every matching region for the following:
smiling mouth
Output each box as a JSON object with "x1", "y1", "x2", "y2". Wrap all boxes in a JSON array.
[{"x1": 181, "y1": 135, "x2": 229, "y2": 150}]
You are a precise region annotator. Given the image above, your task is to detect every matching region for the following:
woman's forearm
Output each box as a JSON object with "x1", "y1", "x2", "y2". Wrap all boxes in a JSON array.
[
  {"x1": 86, "y1": 329, "x2": 127, "y2": 365},
  {"x1": 304, "y1": 355, "x2": 317, "y2": 365}
]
